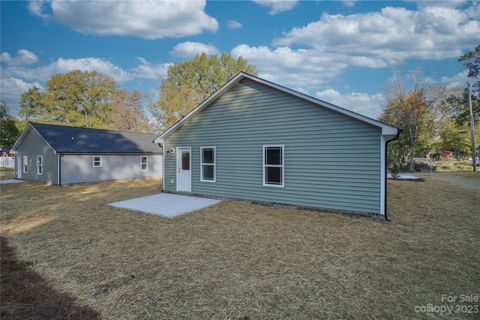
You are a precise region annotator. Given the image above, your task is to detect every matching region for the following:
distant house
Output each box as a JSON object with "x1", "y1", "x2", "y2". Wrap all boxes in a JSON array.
[
  {"x1": 440, "y1": 151, "x2": 454, "y2": 159},
  {"x1": 11, "y1": 123, "x2": 162, "y2": 185},
  {"x1": 155, "y1": 72, "x2": 399, "y2": 216},
  {"x1": 0, "y1": 146, "x2": 15, "y2": 168}
]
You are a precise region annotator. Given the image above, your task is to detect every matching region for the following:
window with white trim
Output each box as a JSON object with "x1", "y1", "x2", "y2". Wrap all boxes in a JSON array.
[
  {"x1": 263, "y1": 145, "x2": 284, "y2": 187},
  {"x1": 93, "y1": 156, "x2": 102, "y2": 167},
  {"x1": 36, "y1": 156, "x2": 43, "y2": 175},
  {"x1": 23, "y1": 155, "x2": 28, "y2": 173},
  {"x1": 200, "y1": 147, "x2": 215, "y2": 182},
  {"x1": 141, "y1": 156, "x2": 148, "y2": 171}
]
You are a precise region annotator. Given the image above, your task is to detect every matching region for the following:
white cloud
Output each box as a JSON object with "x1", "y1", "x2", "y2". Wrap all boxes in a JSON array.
[
  {"x1": 28, "y1": 0, "x2": 218, "y2": 39},
  {"x1": 252, "y1": 0, "x2": 298, "y2": 15},
  {"x1": 171, "y1": 42, "x2": 219, "y2": 58},
  {"x1": 231, "y1": 44, "x2": 387, "y2": 92},
  {"x1": 231, "y1": 4, "x2": 478, "y2": 99},
  {"x1": 439, "y1": 70, "x2": 469, "y2": 88},
  {"x1": 132, "y1": 58, "x2": 171, "y2": 79},
  {"x1": 315, "y1": 89, "x2": 385, "y2": 118},
  {"x1": 227, "y1": 20, "x2": 243, "y2": 30},
  {"x1": 274, "y1": 5, "x2": 480, "y2": 64},
  {"x1": 4, "y1": 57, "x2": 131, "y2": 82},
  {"x1": 342, "y1": 0, "x2": 356, "y2": 8},
  {"x1": 0, "y1": 52, "x2": 11, "y2": 64},
  {"x1": 0, "y1": 50, "x2": 172, "y2": 112},
  {"x1": 0, "y1": 77, "x2": 42, "y2": 112},
  {"x1": 232, "y1": 45, "x2": 349, "y2": 89},
  {"x1": 0, "y1": 49, "x2": 38, "y2": 65}
]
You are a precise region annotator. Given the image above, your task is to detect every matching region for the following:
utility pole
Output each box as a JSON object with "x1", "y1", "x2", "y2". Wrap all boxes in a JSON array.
[{"x1": 467, "y1": 82, "x2": 477, "y2": 171}]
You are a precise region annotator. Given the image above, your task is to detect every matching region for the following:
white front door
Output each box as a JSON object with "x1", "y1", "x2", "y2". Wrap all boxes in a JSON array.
[
  {"x1": 16, "y1": 156, "x2": 22, "y2": 179},
  {"x1": 176, "y1": 147, "x2": 191, "y2": 192}
]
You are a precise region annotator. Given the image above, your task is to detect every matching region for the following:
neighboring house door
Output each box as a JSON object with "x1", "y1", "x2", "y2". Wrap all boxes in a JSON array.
[
  {"x1": 176, "y1": 147, "x2": 192, "y2": 192},
  {"x1": 16, "y1": 156, "x2": 22, "y2": 179}
]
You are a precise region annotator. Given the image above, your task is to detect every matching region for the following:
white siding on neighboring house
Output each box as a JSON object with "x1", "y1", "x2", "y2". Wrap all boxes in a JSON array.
[{"x1": 61, "y1": 154, "x2": 162, "y2": 185}]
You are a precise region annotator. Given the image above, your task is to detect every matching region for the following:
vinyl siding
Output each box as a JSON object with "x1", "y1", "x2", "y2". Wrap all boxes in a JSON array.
[
  {"x1": 14, "y1": 129, "x2": 58, "y2": 184},
  {"x1": 164, "y1": 79, "x2": 382, "y2": 214},
  {"x1": 61, "y1": 154, "x2": 162, "y2": 185}
]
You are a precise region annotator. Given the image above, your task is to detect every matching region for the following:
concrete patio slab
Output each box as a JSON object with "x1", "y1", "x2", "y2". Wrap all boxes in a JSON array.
[
  {"x1": 109, "y1": 193, "x2": 220, "y2": 218},
  {"x1": 0, "y1": 179, "x2": 25, "y2": 185}
]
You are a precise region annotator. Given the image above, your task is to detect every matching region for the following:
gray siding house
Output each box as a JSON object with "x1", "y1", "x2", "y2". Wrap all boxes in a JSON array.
[
  {"x1": 155, "y1": 72, "x2": 399, "y2": 216},
  {"x1": 11, "y1": 123, "x2": 162, "y2": 185}
]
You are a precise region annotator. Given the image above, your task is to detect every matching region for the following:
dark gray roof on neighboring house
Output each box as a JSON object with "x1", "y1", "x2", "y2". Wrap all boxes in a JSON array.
[{"x1": 29, "y1": 123, "x2": 162, "y2": 154}]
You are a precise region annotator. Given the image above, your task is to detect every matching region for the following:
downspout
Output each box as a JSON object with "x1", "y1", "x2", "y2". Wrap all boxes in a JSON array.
[
  {"x1": 57, "y1": 153, "x2": 62, "y2": 186},
  {"x1": 384, "y1": 131, "x2": 401, "y2": 222}
]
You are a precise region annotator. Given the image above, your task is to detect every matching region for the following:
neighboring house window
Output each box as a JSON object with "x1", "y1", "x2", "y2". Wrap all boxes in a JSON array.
[
  {"x1": 23, "y1": 155, "x2": 28, "y2": 173},
  {"x1": 36, "y1": 156, "x2": 43, "y2": 175},
  {"x1": 200, "y1": 147, "x2": 216, "y2": 182},
  {"x1": 93, "y1": 156, "x2": 102, "y2": 167},
  {"x1": 141, "y1": 156, "x2": 148, "y2": 171},
  {"x1": 263, "y1": 145, "x2": 284, "y2": 187}
]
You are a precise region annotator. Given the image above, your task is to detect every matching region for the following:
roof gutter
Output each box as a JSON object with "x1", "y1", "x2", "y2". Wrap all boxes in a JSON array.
[{"x1": 384, "y1": 130, "x2": 401, "y2": 222}]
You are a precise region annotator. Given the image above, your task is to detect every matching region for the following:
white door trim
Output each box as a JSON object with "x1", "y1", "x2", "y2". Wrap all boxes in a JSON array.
[
  {"x1": 17, "y1": 156, "x2": 22, "y2": 179},
  {"x1": 176, "y1": 147, "x2": 192, "y2": 192}
]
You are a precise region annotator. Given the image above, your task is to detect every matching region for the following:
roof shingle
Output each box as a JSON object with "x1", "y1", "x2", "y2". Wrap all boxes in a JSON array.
[{"x1": 30, "y1": 123, "x2": 162, "y2": 154}]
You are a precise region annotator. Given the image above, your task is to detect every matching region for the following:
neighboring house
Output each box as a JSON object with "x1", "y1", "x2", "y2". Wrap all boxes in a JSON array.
[
  {"x1": 440, "y1": 151, "x2": 454, "y2": 159},
  {"x1": 155, "y1": 72, "x2": 399, "y2": 216},
  {"x1": 11, "y1": 123, "x2": 162, "y2": 185},
  {"x1": 0, "y1": 147, "x2": 15, "y2": 167}
]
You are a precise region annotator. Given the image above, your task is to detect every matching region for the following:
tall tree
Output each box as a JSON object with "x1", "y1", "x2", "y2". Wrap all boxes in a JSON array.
[
  {"x1": 43, "y1": 70, "x2": 117, "y2": 127},
  {"x1": 153, "y1": 53, "x2": 256, "y2": 128},
  {"x1": 438, "y1": 119, "x2": 474, "y2": 158},
  {"x1": 17, "y1": 70, "x2": 152, "y2": 131},
  {"x1": 0, "y1": 101, "x2": 20, "y2": 146},
  {"x1": 380, "y1": 70, "x2": 439, "y2": 170},
  {"x1": 19, "y1": 86, "x2": 45, "y2": 120},
  {"x1": 459, "y1": 44, "x2": 480, "y2": 95},
  {"x1": 19, "y1": 71, "x2": 117, "y2": 127},
  {"x1": 0, "y1": 101, "x2": 7, "y2": 119},
  {"x1": 108, "y1": 90, "x2": 151, "y2": 131}
]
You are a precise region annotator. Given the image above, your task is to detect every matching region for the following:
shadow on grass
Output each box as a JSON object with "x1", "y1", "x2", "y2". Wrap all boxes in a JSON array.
[{"x1": 0, "y1": 237, "x2": 100, "y2": 320}]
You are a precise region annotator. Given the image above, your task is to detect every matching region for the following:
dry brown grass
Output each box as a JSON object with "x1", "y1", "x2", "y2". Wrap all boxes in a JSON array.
[
  {"x1": 0, "y1": 168, "x2": 14, "y2": 180},
  {"x1": 1, "y1": 175, "x2": 479, "y2": 319}
]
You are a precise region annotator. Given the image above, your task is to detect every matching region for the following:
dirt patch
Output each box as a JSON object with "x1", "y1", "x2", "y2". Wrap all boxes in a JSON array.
[{"x1": 0, "y1": 176, "x2": 479, "y2": 319}]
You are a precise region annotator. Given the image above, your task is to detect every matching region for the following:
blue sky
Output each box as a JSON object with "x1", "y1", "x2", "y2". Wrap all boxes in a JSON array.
[{"x1": 1, "y1": 0, "x2": 478, "y2": 119}]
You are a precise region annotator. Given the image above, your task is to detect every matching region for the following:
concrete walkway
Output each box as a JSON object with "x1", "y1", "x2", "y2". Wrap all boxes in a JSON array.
[
  {"x1": 387, "y1": 173, "x2": 422, "y2": 180},
  {"x1": 0, "y1": 179, "x2": 25, "y2": 185},
  {"x1": 109, "y1": 193, "x2": 220, "y2": 218}
]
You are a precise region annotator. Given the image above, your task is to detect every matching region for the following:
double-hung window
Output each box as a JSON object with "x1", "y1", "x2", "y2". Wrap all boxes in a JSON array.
[
  {"x1": 36, "y1": 156, "x2": 43, "y2": 175},
  {"x1": 23, "y1": 155, "x2": 28, "y2": 173},
  {"x1": 263, "y1": 145, "x2": 284, "y2": 187},
  {"x1": 141, "y1": 156, "x2": 148, "y2": 171},
  {"x1": 200, "y1": 147, "x2": 215, "y2": 182},
  {"x1": 93, "y1": 156, "x2": 102, "y2": 167}
]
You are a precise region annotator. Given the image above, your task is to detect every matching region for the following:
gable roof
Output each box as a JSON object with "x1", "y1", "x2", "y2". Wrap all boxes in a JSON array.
[
  {"x1": 155, "y1": 72, "x2": 399, "y2": 142},
  {"x1": 11, "y1": 123, "x2": 162, "y2": 154}
]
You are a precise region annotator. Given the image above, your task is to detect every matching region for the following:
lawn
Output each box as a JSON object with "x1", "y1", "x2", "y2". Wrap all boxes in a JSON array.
[
  {"x1": 0, "y1": 167, "x2": 14, "y2": 180},
  {"x1": 1, "y1": 174, "x2": 479, "y2": 319}
]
